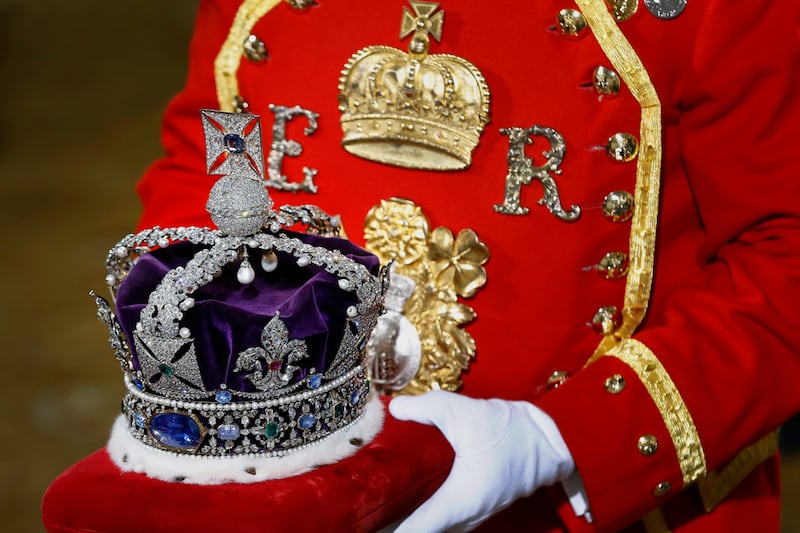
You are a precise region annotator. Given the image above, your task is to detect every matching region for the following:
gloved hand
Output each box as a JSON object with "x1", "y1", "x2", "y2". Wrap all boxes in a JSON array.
[{"x1": 389, "y1": 390, "x2": 575, "y2": 532}]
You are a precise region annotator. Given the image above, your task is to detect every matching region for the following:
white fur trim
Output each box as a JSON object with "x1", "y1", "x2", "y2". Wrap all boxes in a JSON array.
[{"x1": 107, "y1": 394, "x2": 384, "y2": 484}]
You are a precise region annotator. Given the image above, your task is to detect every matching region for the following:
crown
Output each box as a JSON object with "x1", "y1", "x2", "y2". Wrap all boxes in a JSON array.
[
  {"x1": 93, "y1": 110, "x2": 386, "y2": 484},
  {"x1": 338, "y1": 1, "x2": 491, "y2": 170}
]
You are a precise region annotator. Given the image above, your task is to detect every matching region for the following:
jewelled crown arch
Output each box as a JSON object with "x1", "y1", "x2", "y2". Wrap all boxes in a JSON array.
[{"x1": 93, "y1": 110, "x2": 387, "y2": 483}]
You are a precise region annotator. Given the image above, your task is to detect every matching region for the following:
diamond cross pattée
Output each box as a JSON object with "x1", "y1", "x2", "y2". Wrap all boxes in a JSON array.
[{"x1": 201, "y1": 109, "x2": 265, "y2": 179}]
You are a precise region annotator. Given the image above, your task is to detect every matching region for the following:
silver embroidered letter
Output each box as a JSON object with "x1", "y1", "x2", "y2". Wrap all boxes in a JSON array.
[
  {"x1": 494, "y1": 126, "x2": 580, "y2": 221},
  {"x1": 267, "y1": 104, "x2": 320, "y2": 193}
]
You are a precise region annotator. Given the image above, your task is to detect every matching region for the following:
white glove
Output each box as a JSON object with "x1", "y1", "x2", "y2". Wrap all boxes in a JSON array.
[{"x1": 389, "y1": 390, "x2": 575, "y2": 533}]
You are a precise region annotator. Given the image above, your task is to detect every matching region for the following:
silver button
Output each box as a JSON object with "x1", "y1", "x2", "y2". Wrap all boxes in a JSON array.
[
  {"x1": 606, "y1": 133, "x2": 639, "y2": 163},
  {"x1": 598, "y1": 252, "x2": 629, "y2": 280},
  {"x1": 638, "y1": 434, "x2": 659, "y2": 456},
  {"x1": 557, "y1": 9, "x2": 587, "y2": 38},
  {"x1": 602, "y1": 191, "x2": 635, "y2": 222},
  {"x1": 592, "y1": 306, "x2": 622, "y2": 335},
  {"x1": 243, "y1": 35, "x2": 268, "y2": 63},
  {"x1": 644, "y1": 0, "x2": 687, "y2": 20},
  {"x1": 593, "y1": 66, "x2": 621, "y2": 98},
  {"x1": 604, "y1": 374, "x2": 626, "y2": 394}
]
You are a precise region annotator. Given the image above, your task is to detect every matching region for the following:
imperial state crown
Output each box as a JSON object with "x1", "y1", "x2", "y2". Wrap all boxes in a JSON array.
[{"x1": 93, "y1": 110, "x2": 386, "y2": 484}]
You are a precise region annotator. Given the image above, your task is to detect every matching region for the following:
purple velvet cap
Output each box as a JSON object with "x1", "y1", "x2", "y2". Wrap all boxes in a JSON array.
[{"x1": 115, "y1": 231, "x2": 380, "y2": 394}]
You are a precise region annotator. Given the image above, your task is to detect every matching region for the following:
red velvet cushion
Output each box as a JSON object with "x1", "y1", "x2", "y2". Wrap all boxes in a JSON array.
[{"x1": 42, "y1": 397, "x2": 453, "y2": 533}]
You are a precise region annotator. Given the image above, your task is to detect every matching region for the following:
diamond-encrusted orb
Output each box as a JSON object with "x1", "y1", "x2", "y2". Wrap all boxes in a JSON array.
[{"x1": 206, "y1": 175, "x2": 273, "y2": 236}]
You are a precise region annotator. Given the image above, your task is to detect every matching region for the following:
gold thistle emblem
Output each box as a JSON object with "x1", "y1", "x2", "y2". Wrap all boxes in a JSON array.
[{"x1": 338, "y1": 1, "x2": 491, "y2": 170}]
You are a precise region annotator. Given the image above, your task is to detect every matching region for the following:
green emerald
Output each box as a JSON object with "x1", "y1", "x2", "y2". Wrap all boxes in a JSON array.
[
  {"x1": 334, "y1": 403, "x2": 344, "y2": 419},
  {"x1": 159, "y1": 363, "x2": 174, "y2": 377},
  {"x1": 265, "y1": 422, "x2": 279, "y2": 439}
]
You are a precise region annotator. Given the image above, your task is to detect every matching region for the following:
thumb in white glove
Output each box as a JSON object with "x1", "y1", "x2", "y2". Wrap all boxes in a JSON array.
[{"x1": 389, "y1": 390, "x2": 575, "y2": 533}]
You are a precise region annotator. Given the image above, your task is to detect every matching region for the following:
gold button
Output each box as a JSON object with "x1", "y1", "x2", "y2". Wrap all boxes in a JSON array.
[
  {"x1": 557, "y1": 9, "x2": 587, "y2": 38},
  {"x1": 653, "y1": 481, "x2": 672, "y2": 497},
  {"x1": 593, "y1": 66, "x2": 621, "y2": 98},
  {"x1": 604, "y1": 374, "x2": 626, "y2": 394},
  {"x1": 592, "y1": 306, "x2": 621, "y2": 335},
  {"x1": 638, "y1": 434, "x2": 659, "y2": 456},
  {"x1": 604, "y1": 0, "x2": 639, "y2": 21},
  {"x1": 284, "y1": 0, "x2": 316, "y2": 9},
  {"x1": 233, "y1": 96, "x2": 250, "y2": 113},
  {"x1": 602, "y1": 191, "x2": 635, "y2": 222},
  {"x1": 243, "y1": 35, "x2": 268, "y2": 63},
  {"x1": 546, "y1": 370, "x2": 571, "y2": 391},
  {"x1": 606, "y1": 133, "x2": 639, "y2": 162},
  {"x1": 598, "y1": 252, "x2": 629, "y2": 280}
]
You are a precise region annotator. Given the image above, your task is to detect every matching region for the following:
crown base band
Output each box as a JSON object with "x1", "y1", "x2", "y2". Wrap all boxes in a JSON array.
[
  {"x1": 119, "y1": 366, "x2": 372, "y2": 459},
  {"x1": 108, "y1": 394, "x2": 385, "y2": 484}
]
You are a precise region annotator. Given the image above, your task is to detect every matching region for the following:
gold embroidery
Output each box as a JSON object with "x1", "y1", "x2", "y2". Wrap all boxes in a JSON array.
[
  {"x1": 338, "y1": 2, "x2": 491, "y2": 170},
  {"x1": 214, "y1": 0, "x2": 282, "y2": 112},
  {"x1": 364, "y1": 198, "x2": 488, "y2": 394},
  {"x1": 697, "y1": 431, "x2": 779, "y2": 512},
  {"x1": 576, "y1": 0, "x2": 662, "y2": 359},
  {"x1": 606, "y1": 339, "x2": 707, "y2": 486}
]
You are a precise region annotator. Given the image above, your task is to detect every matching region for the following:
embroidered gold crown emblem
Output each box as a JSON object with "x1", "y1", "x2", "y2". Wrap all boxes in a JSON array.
[{"x1": 338, "y1": 1, "x2": 491, "y2": 170}]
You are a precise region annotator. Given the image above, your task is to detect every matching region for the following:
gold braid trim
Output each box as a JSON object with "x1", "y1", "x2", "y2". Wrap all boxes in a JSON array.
[
  {"x1": 214, "y1": 0, "x2": 282, "y2": 111},
  {"x1": 606, "y1": 339, "x2": 707, "y2": 486},
  {"x1": 697, "y1": 430, "x2": 779, "y2": 512},
  {"x1": 575, "y1": 0, "x2": 662, "y2": 364}
]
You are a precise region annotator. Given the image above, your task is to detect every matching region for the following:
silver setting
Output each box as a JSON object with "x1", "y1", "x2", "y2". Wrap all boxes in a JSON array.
[{"x1": 494, "y1": 126, "x2": 581, "y2": 221}]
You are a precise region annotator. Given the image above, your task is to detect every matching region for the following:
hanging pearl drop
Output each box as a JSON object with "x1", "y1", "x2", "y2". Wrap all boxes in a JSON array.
[
  {"x1": 261, "y1": 251, "x2": 278, "y2": 272},
  {"x1": 237, "y1": 258, "x2": 256, "y2": 284}
]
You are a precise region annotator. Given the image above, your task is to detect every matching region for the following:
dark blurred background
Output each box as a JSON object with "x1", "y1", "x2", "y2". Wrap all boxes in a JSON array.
[{"x1": 0, "y1": 1, "x2": 797, "y2": 532}]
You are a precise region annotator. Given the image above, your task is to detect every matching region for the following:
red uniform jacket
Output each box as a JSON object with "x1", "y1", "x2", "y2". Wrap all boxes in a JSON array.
[{"x1": 43, "y1": 1, "x2": 800, "y2": 532}]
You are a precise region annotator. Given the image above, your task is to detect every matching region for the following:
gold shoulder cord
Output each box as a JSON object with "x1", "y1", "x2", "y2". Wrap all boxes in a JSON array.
[{"x1": 214, "y1": 0, "x2": 282, "y2": 112}]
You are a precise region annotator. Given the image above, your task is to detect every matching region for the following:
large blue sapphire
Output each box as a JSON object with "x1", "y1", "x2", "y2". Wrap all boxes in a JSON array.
[
  {"x1": 149, "y1": 412, "x2": 205, "y2": 451},
  {"x1": 224, "y1": 134, "x2": 246, "y2": 153}
]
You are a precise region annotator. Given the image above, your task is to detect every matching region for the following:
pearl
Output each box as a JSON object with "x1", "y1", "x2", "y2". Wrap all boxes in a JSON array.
[
  {"x1": 338, "y1": 279, "x2": 351, "y2": 290},
  {"x1": 115, "y1": 246, "x2": 128, "y2": 258},
  {"x1": 179, "y1": 327, "x2": 191, "y2": 339},
  {"x1": 179, "y1": 298, "x2": 195, "y2": 311},
  {"x1": 261, "y1": 251, "x2": 278, "y2": 272},
  {"x1": 105, "y1": 274, "x2": 116, "y2": 286},
  {"x1": 346, "y1": 306, "x2": 358, "y2": 318},
  {"x1": 237, "y1": 259, "x2": 256, "y2": 284},
  {"x1": 296, "y1": 256, "x2": 310, "y2": 267}
]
